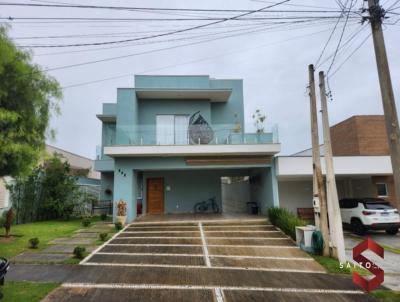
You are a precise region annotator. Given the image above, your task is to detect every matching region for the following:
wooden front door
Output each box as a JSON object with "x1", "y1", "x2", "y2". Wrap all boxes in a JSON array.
[{"x1": 147, "y1": 178, "x2": 164, "y2": 214}]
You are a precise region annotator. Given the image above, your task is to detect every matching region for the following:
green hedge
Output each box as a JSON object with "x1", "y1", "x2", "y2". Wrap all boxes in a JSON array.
[{"x1": 267, "y1": 207, "x2": 307, "y2": 240}]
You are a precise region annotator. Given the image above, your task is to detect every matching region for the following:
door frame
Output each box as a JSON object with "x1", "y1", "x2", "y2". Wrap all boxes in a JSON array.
[{"x1": 146, "y1": 177, "x2": 165, "y2": 214}]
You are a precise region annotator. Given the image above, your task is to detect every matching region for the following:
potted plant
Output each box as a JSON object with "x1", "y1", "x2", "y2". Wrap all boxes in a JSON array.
[
  {"x1": 116, "y1": 199, "x2": 127, "y2": 225},
  {"x1": 252, "y1": 109, "x2": 266, "y2": 134},
  {"x1": 232, "y1": 113, "x2": 242, "y2": 133}
]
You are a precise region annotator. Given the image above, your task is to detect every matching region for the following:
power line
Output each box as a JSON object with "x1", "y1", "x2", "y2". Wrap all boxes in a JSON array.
[
  {"x1": 316, "y1": 23, "x2": 368, "y2": 68},
  {"x1": 387, "y1": 0, "x2": 400, "y2": 10},
  {"x1": 15, "y1": 0, "x2": 294, "y2": 48},
  {"x1": 34, "y1": 19, "x2": 335, "y2": 56},
  {"x1": 329, "y1": 32, "x2": 372, "y2": 78},
  {"x1": 4, "y1": 16, "x2": 360, "y2": 24},
  {"x1": 0, "y1": 2, "x2": 356, "y2": 13},
  {"x1": 62, "y1": 24, "x2": 347, "y2": 89},
  {"x1": 326, "y1": 0, "x2": 355, "y2": 75},
  {"x1": 314, "y1": 0, "x2": 350, "y2": 68},
  {"x1": 45, "y1": 19, "x2": 322, "y2": 72}
]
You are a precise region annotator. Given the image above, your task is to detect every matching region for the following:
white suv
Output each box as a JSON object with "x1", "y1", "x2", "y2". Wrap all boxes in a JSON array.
[{"x1": 339, "y1": 198, "x2": 400, "y2": 235}]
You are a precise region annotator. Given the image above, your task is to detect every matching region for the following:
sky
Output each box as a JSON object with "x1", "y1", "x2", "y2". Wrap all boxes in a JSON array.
[{"x1": 2, "y1": 0, "x2": 399, "y2": 158}]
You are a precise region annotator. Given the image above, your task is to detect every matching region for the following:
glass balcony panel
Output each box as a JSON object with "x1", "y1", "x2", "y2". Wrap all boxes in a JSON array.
[{"x1": 102, "y1": 124, "x2": 278, "y2": 146}]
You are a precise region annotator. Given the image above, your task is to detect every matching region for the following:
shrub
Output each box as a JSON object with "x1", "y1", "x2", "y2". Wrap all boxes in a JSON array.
[
  {"x1": 99, "y1": 233, "x2": 108, "y2": 241},
  {"x1": 267, "y1": 207, "x2": 307, "y2": 240},
  {"x1": 73, "y1": 246, "x2": 86, "y2": 259},
  {"x1": 81, "y1": 217, "x2": 91, "y2": 227},
  {"x1": 100, "y1": 213, "x2": 108, "y2": 221},
  {"x1": 115, "y1": 222, "x2": 123, "y2": 231},
  {"x1": 28, "y1": 237, "x2": 40, "y2": 249}
]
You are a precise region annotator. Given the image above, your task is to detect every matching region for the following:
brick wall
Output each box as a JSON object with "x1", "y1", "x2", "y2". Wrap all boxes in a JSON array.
[{"x1": 330, "y1": 115, "x2": 389, "y2": 156}]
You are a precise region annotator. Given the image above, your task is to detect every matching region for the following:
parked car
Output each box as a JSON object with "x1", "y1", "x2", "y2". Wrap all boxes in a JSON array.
[
  {"x1": 0, "y1": 257, "x2": 9, "y2": 288},
  {"x1": 339, "y1": 198, "x2": 400, "y2": 235}
]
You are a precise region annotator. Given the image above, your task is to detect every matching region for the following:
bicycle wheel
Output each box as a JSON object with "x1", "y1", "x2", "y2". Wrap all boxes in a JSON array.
[
  {"x1": 194, "y1": 202, "x2": 207, "y2": 213},
  {"x1": 211, "y1": 201, "x2": 219, "y2": 213}
]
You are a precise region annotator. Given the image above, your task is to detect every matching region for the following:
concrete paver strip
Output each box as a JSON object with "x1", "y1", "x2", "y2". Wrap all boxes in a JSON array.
[
  {"x1": 42, "y1": 287, "x2": 215, "y2": 302},
  {"x1": 223, "y1": 290, "x2": 376, "y2": 302},
  {"x1": 72, "y1": 232, "x2": 100, "y2": 238},
  {"x1": 11, "y1": 253, "x2": 71, "y2": 264},
  {"x1": 50, "y1": 238, "x2": 96, "y2": 245},
  {"x1": 207, "y1": 246, "x2": 310, "y2": 257},
  {"x1": 89, "y1": 254, "x2": 206, "y2": 266},
  {"x1": 203, "y1": 225, "x2": 276, "y2": 231},
  {"x1": 204, "y1": 231, "x2": 286, "y2": 238},
  {"x1": 117, "y1": 231, "x2": 201, "y2": 237},
  {"x1": 206, "y1": 238, "x2": 294, "y2": 246},
  {"x1": 43, "y1": 245, "x2": 97, "y2": 254},
  {"x1": 99, "y1": 245, "x2": 204, "y2": 254},
  {"x1": 210, "y1": 256, "x2": 325, "y2": 272},
  {"x1": 5, "y1": 264, "x2": 374, "y2": 290},
  {"x1": 126, "y1": 226, "x2": 199, "y2": 232},
  {"x1": 110, "y1": 238, "x2": 203, "y2": 245}
]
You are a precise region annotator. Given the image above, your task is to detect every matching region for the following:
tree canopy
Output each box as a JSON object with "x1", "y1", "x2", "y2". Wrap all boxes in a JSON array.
[{"x1": 0, "y1": 26, "x2": 62, "y2": 177}]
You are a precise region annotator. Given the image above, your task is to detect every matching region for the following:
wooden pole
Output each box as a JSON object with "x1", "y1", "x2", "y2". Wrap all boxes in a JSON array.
[
  {"x1": 368, "y1": 0, "x2": 400, "y2": 211},
  {"x1": 319, "y1": 71, "x2": 346, "y2": 263},
  {"x1": 308, "y1": 64, "x2": 330, "y2": 257}
]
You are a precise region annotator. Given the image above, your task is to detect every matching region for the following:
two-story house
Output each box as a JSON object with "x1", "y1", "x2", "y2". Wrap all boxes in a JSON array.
[{"x1": 95, "y1": 75, "x2": 281, "y2": 222}]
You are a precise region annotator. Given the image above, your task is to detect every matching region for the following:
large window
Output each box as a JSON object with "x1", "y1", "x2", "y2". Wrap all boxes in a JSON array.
[
  {"x1": 376, "y1": 183, "x2": 388, "y2": 197},
  {"x1": 156, "y1": 115, "x2": 189, "y2": 145}
]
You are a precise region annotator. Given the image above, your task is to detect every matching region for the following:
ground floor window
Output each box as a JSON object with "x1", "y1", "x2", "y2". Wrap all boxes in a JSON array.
[{"x1": 376, "y1": 183, "x2": 388, "y2": 197}]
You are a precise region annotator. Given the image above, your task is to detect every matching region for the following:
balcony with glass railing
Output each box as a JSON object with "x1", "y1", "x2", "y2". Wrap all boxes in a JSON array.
[{"x1": 97, "y1": 124, "x2": 280, "y2": 158}]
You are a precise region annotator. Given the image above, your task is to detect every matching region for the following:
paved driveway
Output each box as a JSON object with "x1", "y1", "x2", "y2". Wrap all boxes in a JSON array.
[{"x1": 34, "y1": 217, "x2": 377, "y2": 301}]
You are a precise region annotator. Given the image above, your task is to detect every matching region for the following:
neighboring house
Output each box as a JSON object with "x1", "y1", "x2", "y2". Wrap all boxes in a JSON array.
[
  {"x1": 276, "y1": 115, "x2": 396, "y2": 214},
  {"x1": 95, "y1": 75, "x2": 281, "y2": 222},
  {"x1": 46, "y1": 145, "x2": 100, "y2": 180},
  {"x1": 0, "y1": 145, "x2": 100, "y2": 215},
  {"x1": 0, "y1": 177, "x2": 12, "y2": 215}
]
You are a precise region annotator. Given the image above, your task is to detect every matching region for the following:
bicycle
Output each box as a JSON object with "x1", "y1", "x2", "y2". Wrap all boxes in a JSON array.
[{"x1": 194, "y1": 197, "x2": 219, "y2": 213}]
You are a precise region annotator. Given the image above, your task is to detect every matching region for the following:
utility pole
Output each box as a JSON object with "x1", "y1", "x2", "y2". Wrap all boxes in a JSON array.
[
  {"x1": 319, "y1": 71, "x2": 346, "y2": 263},
  {"x1": 367, "y1": 0, "x2": 400, "y2": 211},
  {"x1": 308, "y1": 64, "x2": 330, "y2": 257}
]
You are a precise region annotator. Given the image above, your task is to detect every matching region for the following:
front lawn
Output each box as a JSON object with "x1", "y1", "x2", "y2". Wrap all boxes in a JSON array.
[
  {"x1": 0, "y1": 218, "x2": 97, "y2": 258},
  {"x1": 0, "y1": 281, "x2": 59, "y2": 302},
  {"x1": 371, "y1": 290, "x2": 400, "y2": 302},
  {"x1": 311, "y1": 255, "x2": 370, "y2": 276}
]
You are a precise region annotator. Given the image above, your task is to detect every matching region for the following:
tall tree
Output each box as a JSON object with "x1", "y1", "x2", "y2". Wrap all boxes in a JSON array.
[{"x1": 0, "y1": 26, "x2": 62, "y2": 177}]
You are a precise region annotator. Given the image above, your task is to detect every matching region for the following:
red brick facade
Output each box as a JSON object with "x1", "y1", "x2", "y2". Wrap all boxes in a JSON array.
[
  {"x1": 331, "y1": 115, "x2": 389, "y2": 156},
  {"x1": 330, "y1": 115, "x2": 395, "y2": 203}
]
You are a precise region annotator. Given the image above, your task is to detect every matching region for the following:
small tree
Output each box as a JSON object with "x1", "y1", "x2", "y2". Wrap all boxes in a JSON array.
[{"x1": 4, "y1": 208, "x2": 14, "y2": 237}]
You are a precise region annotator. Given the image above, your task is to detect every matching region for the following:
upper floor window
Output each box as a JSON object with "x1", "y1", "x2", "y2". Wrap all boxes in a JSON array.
[
  {"x1": 156, "y1": 115, "x2": 189, "y2": 145},
  {"x1": 376, "y1": 183, "x2": 388, "y2": 197}
]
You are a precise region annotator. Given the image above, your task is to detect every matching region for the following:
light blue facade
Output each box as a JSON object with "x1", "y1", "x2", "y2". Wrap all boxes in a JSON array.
[{"x1": 95, "y1": 75, "x2": 280, "y2": 222}]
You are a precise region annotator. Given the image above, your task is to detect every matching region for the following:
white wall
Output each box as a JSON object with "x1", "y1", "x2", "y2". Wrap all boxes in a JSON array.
[
  {"x1": 276, "y1": 156, "x2": 393, "y2": 177},
  {"x1": 278, "y1": 177, "x2": 376, "y2": 215},
  {"x1": 278, "y1": 180, "x2": 313, "y2": 214}
]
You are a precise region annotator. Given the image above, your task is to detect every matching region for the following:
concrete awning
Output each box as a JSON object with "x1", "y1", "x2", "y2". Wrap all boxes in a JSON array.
[{"x1": 135, "y1": 88, "x2": 232, "y2": 102}]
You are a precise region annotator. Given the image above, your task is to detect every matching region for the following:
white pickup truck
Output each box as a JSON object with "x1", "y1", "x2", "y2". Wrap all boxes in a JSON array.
[{"x1": 339, "y1": 198, "x2": 400, "y2": 235}]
